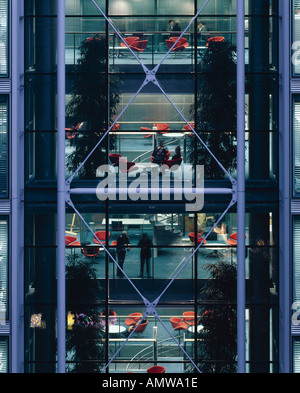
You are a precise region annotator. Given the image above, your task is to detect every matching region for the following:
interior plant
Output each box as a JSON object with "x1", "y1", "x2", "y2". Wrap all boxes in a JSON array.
[
  {"x1": 197, "y1": 259, "x2": 237, "y2": 373},
  {"x1": 66, "y1": 253, "x2": 105, "y2": 373},
  {"x1": 187, "y1": 39, "x2": 237, "y2": 179},
  {"x1": 66, "y1": 35, "x2": 120, "y2": 179}
]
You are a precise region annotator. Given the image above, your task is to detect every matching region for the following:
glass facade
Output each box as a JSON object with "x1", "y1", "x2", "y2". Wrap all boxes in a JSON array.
[
  {"x1": 0, "y1": 0, "x2": 8, "y2": 77},
  {"x1": 22, "y1": 0, "x2": 280, "y2": 373},
  {"x1": 0, "y1": 96, "x2": 8, "y2": 198}
]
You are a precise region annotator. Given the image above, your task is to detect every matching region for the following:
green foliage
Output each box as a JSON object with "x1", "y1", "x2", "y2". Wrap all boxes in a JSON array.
[
  {"x1": 188, "y1": 40, "x2": 237, "y2": 179},
  {"x1": 66, "y1": 254, "x2": 105, "y2": 373},
  {"x1": 197, "y1": 260, "x2": 237, "y2": 373},
  {"x1": 66, "y1": 35, "x2": 120, "y2": 179}
]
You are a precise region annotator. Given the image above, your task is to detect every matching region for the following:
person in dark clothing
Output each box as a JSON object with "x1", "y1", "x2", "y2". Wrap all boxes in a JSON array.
[
  {"x1": 152, "y1": 140, "x2": 168, "y2": 165},
  {"x1": 138, "y1": 233, "x2": 152, "y2": 278},
  {"x1": 116, "y1": 231, "x2": 131, "y2": 277},
  {"x1": 172, "y1": 145, "x2": 181, "y2": 160}
]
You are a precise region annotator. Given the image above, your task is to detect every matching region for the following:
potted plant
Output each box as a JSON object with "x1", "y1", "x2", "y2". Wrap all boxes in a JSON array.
[
  {"x1": 187, "y1": 40, "x2": 237, "y2": 180},
  {"x1": 197, "y1": 260, "x2": 237, "y2": 373},
  {"x1": 66, "y1": 254, "x2": 105, "y2": 373},
  {"x1": 66, "y1": 35, "x2": 120, "y2": 179}
]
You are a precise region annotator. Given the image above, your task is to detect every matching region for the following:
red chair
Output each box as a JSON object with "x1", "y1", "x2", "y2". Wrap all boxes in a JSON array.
[
  {"x1": 163, "y1": 158, "x2": 183, "y2": 169},
  {"x1": 65, "y1": 236, "x2": 77, "y2": 246},
  {"x1": 170, "y1": 317, "x2": 188, "y2": 331},
  {"x1": 170, "y1": 317, "x2": 182, "y2": 329},
  {"x1": 100, "y1": 310, "x2": 117, "y2": 325},
  {"x1": 131, "y1": 40, "x2": 148, "y2": 52},
  {"x1": 230, "y1": 232, "x2": 247, "y2": 241},
  {"x1": 120, "y1": 36, "x2": 139, "y2": 48},
  {"x1": 110, "y1": 240, "x2": 117, "y2": 246},
  {"x1": 119, "y1": 161, "x2": 138, "y2": 173},
  {"x1": 93, "y1": 231, "x2": 111, "y2": 245},
  {"x1": 125, "y1": 313, "x2": 143, "y2": 327},
  {"x1": 150, "y1": 150, "x2": 170, "y2": 164},
  {"x1": 228, "y1": 238, "x2": 237, "y2": 246},
  {"x1": 65, "y1": 122, "x2": 82, "y2": 139},
  {"x1": 166, "y1": 38, "x2": 189, "y2": 54},
  {"x1": 109, "y1": 153, "x2": 122, "y2": 166},
  {"x1": 174, "y1": 322, "x2": 188, "y2": 331},
  {"x1": 129, "y1": 320, "x2": 148, "y2": 335},
  {"x1": 81, "y1": 246, "x2": 100, "y2": 258},
  {"x1": 183, "y1": 123, "x2": 195, "y2": 131},
  {"x1": 188, "y1": 232, "x2": 207, "y2": 245},
  {"x1": 147, "y1": 366, "x2": 166, "y2": 374},
  {"x1": 183, "y1": 311, "x2": 199, "y2": 326},
  {"x1": 206, "y1": 36, "x2": 225, "y2": 47}
]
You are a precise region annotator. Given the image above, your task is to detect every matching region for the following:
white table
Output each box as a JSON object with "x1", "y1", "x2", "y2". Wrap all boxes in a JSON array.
[
  {"x1": 106, "y1": 325, "x2": 127, "y2": 334},
  {"x1": 188, "y1": 325, "x2": 204, "y2": 333}
]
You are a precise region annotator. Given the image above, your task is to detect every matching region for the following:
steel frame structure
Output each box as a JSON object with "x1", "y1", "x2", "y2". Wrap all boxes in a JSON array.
[{"x1": 57, "y1": 0, "x2": 245, "y2": 373}]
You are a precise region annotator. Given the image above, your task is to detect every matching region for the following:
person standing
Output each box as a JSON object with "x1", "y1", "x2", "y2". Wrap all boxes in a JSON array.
[
  {"x1": 138, "y1": 233, "x2": 152, "y2": 278},
  {"x1": 116, "y1": 231, "x2": 131, "y2": 277}
]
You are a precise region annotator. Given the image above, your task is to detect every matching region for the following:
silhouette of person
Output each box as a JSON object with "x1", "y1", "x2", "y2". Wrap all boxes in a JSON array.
[
  {"x1": 138, "y1": 233, "x2": 152, "y2": 278},
  {"x1": 116, "y1": 231, "x2": 131, "y2": 277}
]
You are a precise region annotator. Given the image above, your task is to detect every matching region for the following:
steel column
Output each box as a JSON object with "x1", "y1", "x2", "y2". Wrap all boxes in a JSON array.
[
  {"x1": 279, "y1": 0, "x2": 291, "y2": 373},
  {"x1": 237, "y1": 0, "x2": 246, "y2": 373},
  {"x1": 57, "y1": 0, "x2": 66, "y2": 374}
]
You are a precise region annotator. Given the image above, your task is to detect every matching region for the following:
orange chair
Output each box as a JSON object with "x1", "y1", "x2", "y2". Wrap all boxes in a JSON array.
[
  {"x1": 174, "y1": 322, "x2": 188, "y2": 331},
  {"x1": 81, "y1": 246, "x2": 100, "y2": 258},
  {"x1": 166, "y1": 38, "x2": 189, "y2": 54},
  {"x1": 65, "y1": 236, "x2": 77, "y2": 246},
  {"x1": 188, "y1": 232, "x2": 207, "y2": 245},
  {"x1": 93, "y1": 231, "x2": 111, "y2": 245},
  {"x1": 183, "y1": 123, "x2": 195, "y2": 131},
  {"x1": 170, "y1": 317, "x2": 188, "y2": 331},
  {"x1": 129, "y1": 320, "x2": 148, "y2": 335},
  {"x1": 163, "y1": 158, "x2": 183, "y2": 169},
  {"x1": 147, "y1": 366, "x2": 166, "y2": 373},
  {"x1": 119, "y1": 161, "x2": 139, "y2": 173},
  {"x1": 150, "y1": 150, "x2": 170, "y2": 165},
  {"x1": 120, "y1": 36, "x2": 139, "y2": 48},
  {"x1": 100, "y1": 310, "x2": 117, "y2": 325},
  {"x1": 206, "y1": 36, "x2": 225, "y2": 47},
  {"x1": 131, "y1": 40, "x2": 148, "y2": 52},
  {"x1": 109, "y1": 153, "x2": 122, "y2": 166},
  {"x1": 125, "y1": 313, "x2": 143, "y2": 327},
  {"x1": 183, "y1": 311, "x2": 199, "y2": 326},
  {"x1": 170, "y1": 317, "x2": 182, "y2": 329}
]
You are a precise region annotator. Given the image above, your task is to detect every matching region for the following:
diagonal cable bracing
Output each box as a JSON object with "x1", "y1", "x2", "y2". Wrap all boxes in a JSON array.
[
  {"x1": 64, "y1": 0, "x2": 239, "y2": 373},
  {"x1": 68, "y1": 0, "x2": 216, "y2": 184},
  {"x1": 66, "y1": 80, "x2": 148, "y2": 183},
  {"x1": 153, "y1": 78, "x2": 236, "y2": 184},
  {"x1": 66, "y1": 198, "x2": 149, "y2": 304}
]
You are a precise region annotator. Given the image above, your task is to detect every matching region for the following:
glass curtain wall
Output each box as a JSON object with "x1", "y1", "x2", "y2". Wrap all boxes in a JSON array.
[
  {"x1": 24, "y1": 0, "x2": 279, "y2": 373},
  {"x1": 0, "y1": 96, "x2": 8, "y2": 198}
]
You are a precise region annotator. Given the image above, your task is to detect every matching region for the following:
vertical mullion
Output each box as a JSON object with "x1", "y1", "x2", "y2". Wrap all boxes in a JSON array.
[
  {"x1": 237, "y1": 0, "x2": 246, "y2": 374},
  {"x1": 57, "y1": 0, "x2": 66, "y2": 374}
]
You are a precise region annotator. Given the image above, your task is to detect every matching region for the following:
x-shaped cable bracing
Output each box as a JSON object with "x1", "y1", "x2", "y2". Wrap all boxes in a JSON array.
[{"x1": 65, "y1": 0, "x2": 237, "y2": 373}]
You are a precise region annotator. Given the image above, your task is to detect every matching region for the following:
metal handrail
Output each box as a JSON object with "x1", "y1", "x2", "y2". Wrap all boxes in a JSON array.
[{"x1": 125, "y1": 333, "x2": 183, "y2": 371}]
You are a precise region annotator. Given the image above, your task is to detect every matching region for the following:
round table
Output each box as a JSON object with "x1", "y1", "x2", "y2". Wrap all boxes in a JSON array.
[
  {"x1": 107, "y1": 325, "x2": 127, "y2": 334},
  {"x1": 188, "y1": 325, "x2": 204, "y2": 333}
]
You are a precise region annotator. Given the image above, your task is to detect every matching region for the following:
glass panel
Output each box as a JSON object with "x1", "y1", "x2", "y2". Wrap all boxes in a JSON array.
[
  {"x1": 24, "y1": 305, "x2": 57, "y2": 372},
  {"x1": 0, "y1": 337, "x2": 8, "y2": 373},
  {"x1": 293, "y1": 337, "x2": 300, "y2": 373},
  {"x1": 293, "y1": 0, "x2": 300, "y2": 75},
  {"x1": 0, "y1": 217, "x2": 8, "y2": 324},
  {"x1": 106, "y1": 306, "x2": 198, "y2": 373},
  {"x1": 294, "y1": 98, "x2": 300, "y2": 195},
  {"x1": 294, "y1": 218, "x2": 300, "y2": 303},
  {"x1": 0, "y1": 0, "x2": 8, "y2": 77},
  {"x1": 0, "y1": 96, "x2": 8, "y2": 198}
]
